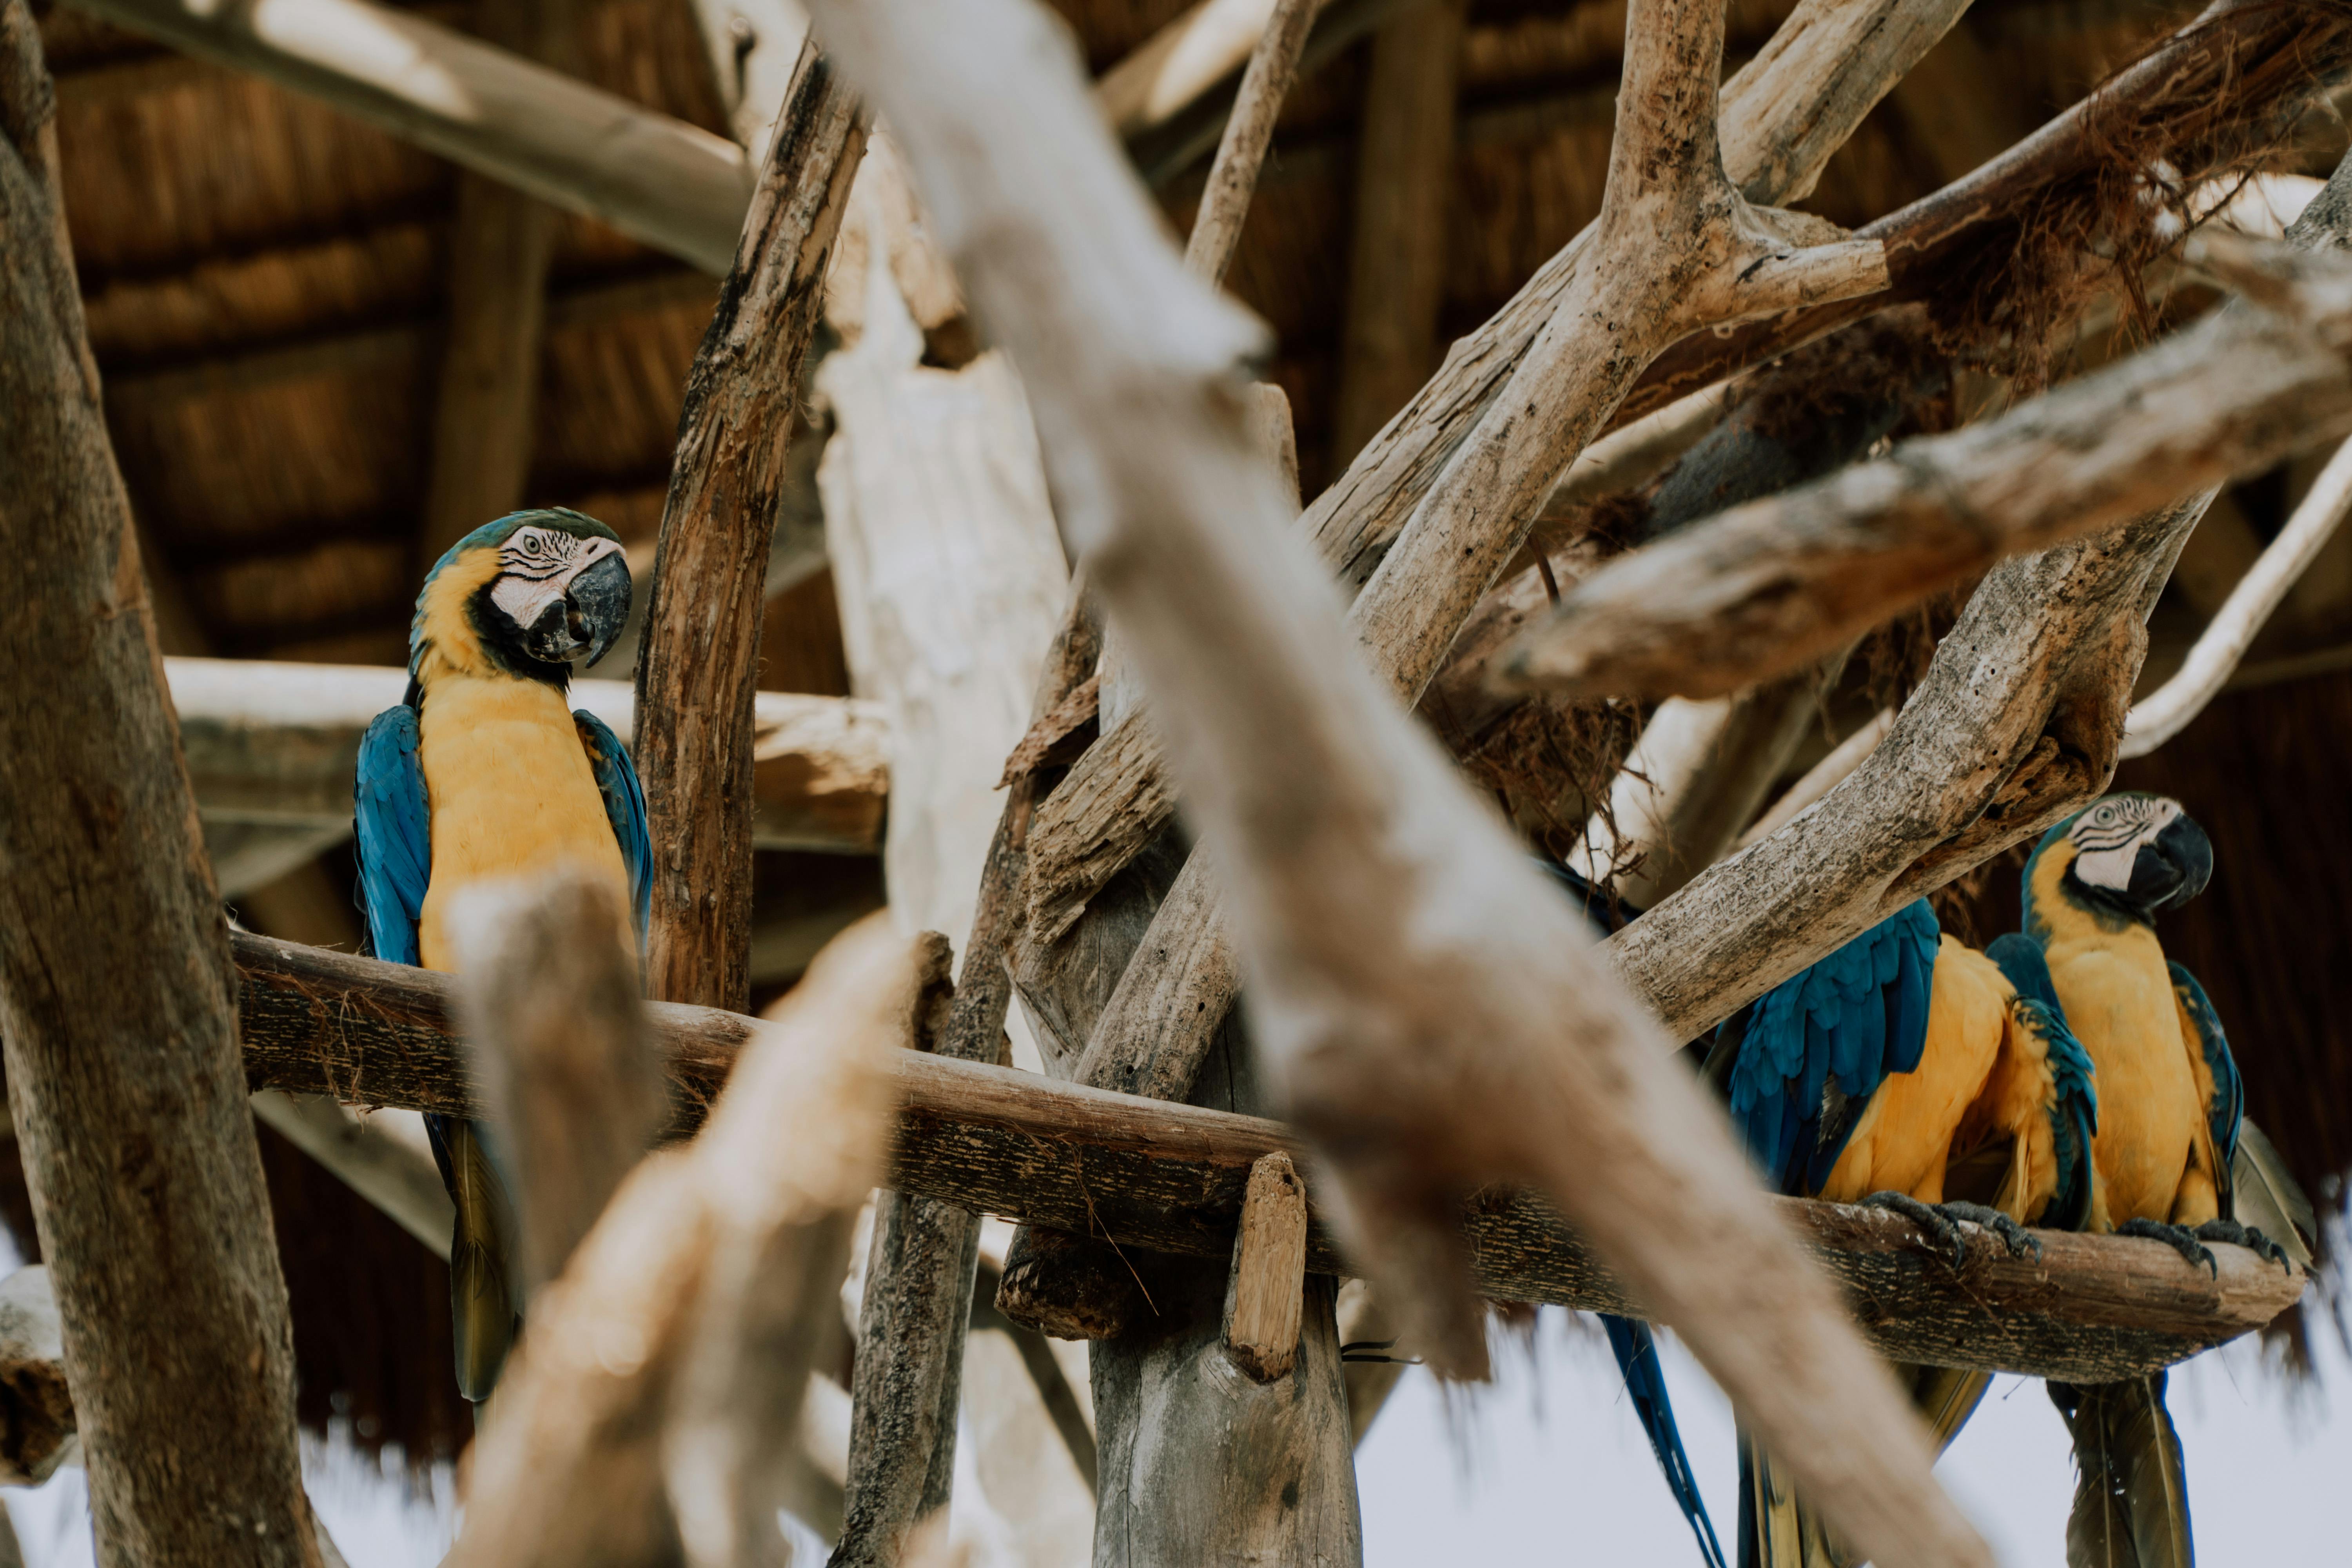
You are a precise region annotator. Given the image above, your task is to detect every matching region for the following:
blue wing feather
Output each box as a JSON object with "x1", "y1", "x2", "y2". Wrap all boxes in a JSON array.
[
  {"x1": 2168, "y1": 962, "x2": 2242, "y2": 1171},
  {"x1": 1727, "y1": 900, "x2": 1940, "y2": 1196},
  {"x1": 353, "y1": 706, "x2": 431, "y2": 966},
  {"x1": 575, "y1": 710, "x2": 653, "y2": 940},
  {"x1": 1606, "y1": 1318, "x2": 1728, "y2": 1568},
  {"x1": 1987, "y1": 933, "x2": 2100, "y2": 1232}
]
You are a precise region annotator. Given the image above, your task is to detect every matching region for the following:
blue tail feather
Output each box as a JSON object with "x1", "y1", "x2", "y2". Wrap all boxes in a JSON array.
[{"x1": 1605, "y1": 1315, "x2": 1727, "y2": 1568}]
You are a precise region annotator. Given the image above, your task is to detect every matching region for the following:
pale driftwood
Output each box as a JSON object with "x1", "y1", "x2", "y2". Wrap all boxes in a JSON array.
[
  {"x1": 1332, "y1": 0, "x2": 1465, "y2": 459},
  {"x1": 1180, "y1": 0, "x2": 1320, "y2": 285},
  {"x1": 800, "y1": 2, "x2": 1980, "y2": 1565},
  {"x1": 1501, "y1": 238, "x2": 2352, "y2": 701},
  {"x1": 445, "y1": 918, "x2": 906, "y2": 1568},
  {"x1": 63, "y1": 0, "x2": 754, "y2": 274},
  {"x1": 1021, "y1": 0, "x2": 1957, "y2": 946},
  {"x1": 820, "y1": 162, "x2": 1092, "y2": 1566},
  {"x1": 2123, "y1": 435, "x2": 2352, "y2": 756},
  {"x1": 165, "y1": 658, "x2": 890, "y2": 855},
  {"x1": 451, "y1": 871, "x2": 664, "y2": 1296},
  {"x1": 1222, "y1": 1153, "x2": 1307, "y2": 1381},
  {"x1": 249, "y1": 1093, "x2": 453, "y2": 1258},
  {"x1": 0, "y1": 1268, "x2": 76, "y2": 1485},
  {"x1": 227, "y1": 933, "x2": 2308, "y2": 1379},
  {"x1": 0, "y1": 10, "x2": 320, "y2": 1560},
  {"x1": 1535, "y1": 379, "x2": 1729, "y2": 519},
  {"x1": 637, "y1": 45, "x2": 867, "y2": 1012}
]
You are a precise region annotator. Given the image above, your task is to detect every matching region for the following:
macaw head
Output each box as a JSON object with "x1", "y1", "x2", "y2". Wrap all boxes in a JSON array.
[
  {"x1": 410, "y1": 508, "x2": 632, "y2": 689},
  {"x1": 2030, "y1": 791, "x2": 2212, "y2": 929}
]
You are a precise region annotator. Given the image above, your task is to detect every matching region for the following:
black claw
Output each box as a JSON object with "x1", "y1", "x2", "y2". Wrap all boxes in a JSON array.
[
  {"x1": 2193, "y1": 1220, "x2": 2294, "y2": 1273},
  {"x1": 2118, "y1": 1218, "x2": 2219, "y2": 1278},
  {"x1": 1862, "y1": 1191, "x2": 1969, "y2": 1270},
  {"x1": 1940, "y1": 1201, "x2": 2042, "y2": 1261}
]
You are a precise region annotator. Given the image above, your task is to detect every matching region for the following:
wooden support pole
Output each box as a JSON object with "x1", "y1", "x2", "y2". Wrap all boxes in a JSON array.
[
  {"x1": 819, "y1": 143, "x2": 1093, "y2": 1565},
  {"x1": 225, "y1": 930, "x2": 2310, "y2": 1383},
  {"x1": 637, "y1": 43, "x2": 867, "y2": 1013},
  {"x1": 451, "y1": 869, "x2": 664, "y2": 1297},
  {"x1": 0, "y1": 7, "x2": 323, "y2": 1559},
  {"x1": 1332, "y1": 0, "x2": 1464, "y2": 461}
]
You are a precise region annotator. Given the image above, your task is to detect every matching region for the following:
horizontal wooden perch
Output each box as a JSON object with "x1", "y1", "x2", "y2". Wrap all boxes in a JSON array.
[
  {"x1": 235, "y1": 933, "x2": 2305, "y2": 1384},
  {"x1": 170, "y1": 657, "x2": 887, "y2": 854}
]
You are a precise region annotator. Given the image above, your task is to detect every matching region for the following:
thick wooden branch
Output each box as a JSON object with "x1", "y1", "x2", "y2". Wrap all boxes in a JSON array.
[
  {"x1": 1501, "y1": 238, "x2": 2352, "y2": 700},
  {"x1": 225, "y1": 933, "x2": 2306, "y2": 1383},
  {"x1": 62, "y1": 0, "x2": 755, "y2": 274},
  {"x1": 167, "y1": 658, "x2": 889, "y2": 855},
  {"x1": 795, "y1": 1, "x2": 1982, "y2": 1563},
  {"x1": 636, "y1": 46, "x2": 866, "y2": 1012},
  {"x1": 1022, "y1": 0, "x2": 1955, "y2": 947},
  {"x1": 0, "y1": 7, "x2": 321, "y2": 1559}
]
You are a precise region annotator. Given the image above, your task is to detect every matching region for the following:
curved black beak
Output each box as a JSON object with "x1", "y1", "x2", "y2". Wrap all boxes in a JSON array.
[
  {"x1": 2133, "y1": 813, "x2": 2213, "y2": 914},
  {"x1": 567, "y1": 552, "x2": 633, "y2": 669}
]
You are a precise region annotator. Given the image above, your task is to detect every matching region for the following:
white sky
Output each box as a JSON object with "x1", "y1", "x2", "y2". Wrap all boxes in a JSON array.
[{"x1": 4, "y1": 1279, "x2": 2344, "y2": 1566}]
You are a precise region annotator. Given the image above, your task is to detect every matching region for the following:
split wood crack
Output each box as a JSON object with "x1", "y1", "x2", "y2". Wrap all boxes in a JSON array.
[{"x1": 232, "y1": 931, "x2": 2306, "y2": 1388}]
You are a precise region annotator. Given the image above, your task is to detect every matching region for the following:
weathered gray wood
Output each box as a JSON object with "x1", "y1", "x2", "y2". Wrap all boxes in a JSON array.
[
  {"x1": 1221, "y1": 1153, "x2": 1307, "y2": 1381},
  {"x1": 0, "y1": 9, "x2": 322, "y2": 1559},
  {"x1": 167, "y1": 658, "x2": 890, "y2": 855},
  {"x1": 63, "y1": 0, "x2": 755, "y2": 274},
  {"x1": 638, "y1": 44, "x2": 866, "y2": 1013},
  {"x1": 227, "y1": 932, "x2": 2307, "y2": 1381},
  {"x1": 1503, "y1": 239, "x2": 2352, "y2": 701},
  {"x1": 1180, "y1": 0, "x2": 1320, "y2": 286}
]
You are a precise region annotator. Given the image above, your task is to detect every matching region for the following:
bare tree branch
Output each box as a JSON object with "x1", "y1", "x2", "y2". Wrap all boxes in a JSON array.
[{"x1": 1181, "y1": 0, "x2": 1321, "y2": 285}]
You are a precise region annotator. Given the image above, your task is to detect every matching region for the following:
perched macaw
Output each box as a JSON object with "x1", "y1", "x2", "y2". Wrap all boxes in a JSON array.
[
  {"x1": 1699, "y1": 897, "x2": 2098, "y2": 1568},
  {"x1": 352, "y1": 507, "x2": 649, "y2": 1401},
  {"x1": 2014, "y1": 793, "x2": 2289, "y2": 1568}
]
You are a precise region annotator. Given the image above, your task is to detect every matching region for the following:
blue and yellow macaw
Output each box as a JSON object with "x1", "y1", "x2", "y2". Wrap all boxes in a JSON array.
[
  {"x1": 1703, "y1": 897, "x2": 2098, "y2": 1568},
  {"x1": 352, "y1": 507, "x2": 649, "y2": 1400},
  {"x1": 2014, "y1": 792, "x2": 2290, "y2": 1568}
]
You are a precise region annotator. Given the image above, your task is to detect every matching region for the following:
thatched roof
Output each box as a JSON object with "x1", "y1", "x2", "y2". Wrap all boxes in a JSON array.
[{"x1": 25, "y1": 0, "x2": 2352, "y2": 1465}]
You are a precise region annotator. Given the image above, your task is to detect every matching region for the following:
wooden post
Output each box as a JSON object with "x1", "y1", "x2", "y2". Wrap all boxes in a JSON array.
[
  {"x1": 1221, "y1": 1154, "x2": 1308, "y2": 1380},
  {"x1": 1332, "y1": 0, "x2": 1464, "y2": 460},
  {"x1": 635, "y1": 44, "x2": 867, "y2": 1012},
  {"x1": 0, "y1": 5, "x2": 323, "y2": 1560},
  {"x1": 819, "y1": 139, "x2": 1092, "y2": 1566}
]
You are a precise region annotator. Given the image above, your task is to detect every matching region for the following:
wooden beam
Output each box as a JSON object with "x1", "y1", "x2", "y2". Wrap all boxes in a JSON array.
[
  {"x1": 0, "y1": 6, "x2": 323, "y2": 1555},
  {"x1": 165, "y1": 656, "x2": 889, "y2": 853},
  {"x1": 1332, "y1": 0, "x2": 1464, "y2": 461},
  {"x1": 635, "y1": 44, "x2": 866, "y2": 1013},
  {"x1": 62, "y1": 0, "x2": 755, "y2": 274},
  {"x1": 227, "y1": 931, "x2": 2308, "y2": 1384}
]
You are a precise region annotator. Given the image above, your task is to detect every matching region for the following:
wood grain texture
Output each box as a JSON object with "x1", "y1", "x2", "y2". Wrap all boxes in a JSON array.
[
  {"x1": 635, "y1": 45, "x2": 866, "y2": 1011},
  {"x1": 0, "y1": 8, "x2": 321, "y2": 1559},
  {"x1": 227, "y1": 933, "x2": 2305, "y2": 1381},
  {"x1": 1180, "y1": 0, "x2": 1320, "y2": 287},
  {"x1": 1221, "y1": 1153, "x2": 1307, "y2": 1381}
]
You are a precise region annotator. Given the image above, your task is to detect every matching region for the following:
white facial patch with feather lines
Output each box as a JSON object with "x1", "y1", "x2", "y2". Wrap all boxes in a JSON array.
[
  {"x1": 2068, "y1": 796, "x2": 2181, "y2": 891},
  {"x1": 489, "y1": 526, "x2": 623, "y2": 630}
]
